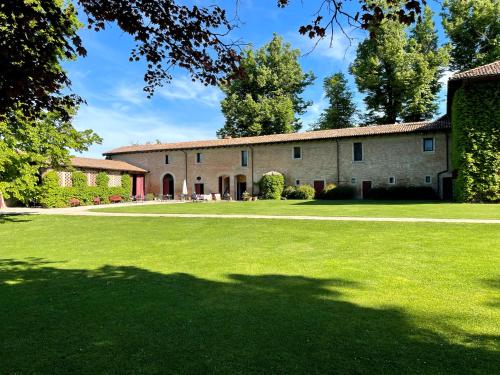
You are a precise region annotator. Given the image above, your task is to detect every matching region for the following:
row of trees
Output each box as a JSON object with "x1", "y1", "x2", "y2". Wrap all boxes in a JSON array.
[{"x1": 218, "y1": 1, "x2": 499, "y2": 136}]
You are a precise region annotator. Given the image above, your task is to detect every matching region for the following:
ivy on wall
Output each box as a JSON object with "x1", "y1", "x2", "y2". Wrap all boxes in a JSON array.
[
  {"x1": 38, "y1": 170, "x2": 132, "y2": 208},
  {"x1": 451, "y1": 80, "x2": 500, "y2": 202}
]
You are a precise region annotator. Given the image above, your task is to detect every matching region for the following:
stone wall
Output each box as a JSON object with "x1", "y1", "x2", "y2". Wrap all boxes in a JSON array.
[{"x1": 110, "y1": 130, "x2": 452, "y2": 199}]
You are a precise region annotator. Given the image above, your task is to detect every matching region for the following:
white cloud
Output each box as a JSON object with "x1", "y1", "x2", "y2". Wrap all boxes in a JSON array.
[
  {"x1": 289, "y1": 31, "x2": 359, "y2": 62},
  {"x1": 73, "y1": 104, "x2": 219, "y2": 158},
  {"x1": 114, "y1": 84, "x2": 146, "y2": 105},
  {"x1": 158, "y1": 76, "x2": 223, "y2": 107}
]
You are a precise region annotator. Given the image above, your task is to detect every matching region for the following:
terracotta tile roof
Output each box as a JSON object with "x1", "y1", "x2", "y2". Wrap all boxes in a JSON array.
[
  {"x1": 69, "y1": 157, "x2": 147, "y2": 173},
  {"x1": 450, "y1": 60, "x2": 500, "y2": 81},
  {"x1": 104, "y1": 119, "x2": 450, "y2": 155}
]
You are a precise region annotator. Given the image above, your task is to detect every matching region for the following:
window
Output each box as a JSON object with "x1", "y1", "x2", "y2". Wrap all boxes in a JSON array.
[
  {"x1": 241, "y1": 150, "x2": 248, "y2": 167},
  {"x1": 196, "y1": 152, "x2": 202, "y2": 163},
  {"x1": 351, "y1": 177, "x2": 357, "y2": 184},
  {"x1": 388, "y1": 176, "x2": 396, "y2": 184},
  {"x1": 293, "y1": 146, "x2": 302, "y2": 159},
  {"x1": 295, "y1": 180, "x2": 300, "y2": 186},
  {"x1": 353, "y1": 142, "x2": 363, "y2": 161},
  {"x1": 165, "y1": 154, "x2": 169, "y2": 164},
  {"x1": 425, "y1": 175, "x2": 432, "y2": 184},
  {"x1": 423, "y1": 137, "x2": 434, "y2": 152}
]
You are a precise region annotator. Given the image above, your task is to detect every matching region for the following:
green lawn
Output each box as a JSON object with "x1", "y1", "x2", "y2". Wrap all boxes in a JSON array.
[
  {"x1": 1, "y1": 214, "x2": 499, "y2": 373},
  {"x1": 93, "y1": 199, "x2": 500, "y2": 219}
]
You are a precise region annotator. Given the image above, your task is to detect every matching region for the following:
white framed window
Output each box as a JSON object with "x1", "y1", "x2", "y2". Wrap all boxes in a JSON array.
[
  {"x1": 353, "y1": 142, "x2": 363, "y2": 161},
  {"x1": 196, "y1": 152, "x2": 203, "y2": 163},
  {"x1": 293, "y1": 146, "x2": 302, "y2": 159},
  {"x1": 425, "y1": 175, "x2": 432, "y2": 184},
  {"x1": 388, "y1": 176, "x2": 396, "y2": 184},
  {"x1": 351, "y1": 177, "x2": 357, "y2": 184},
  {"x1": 295, "y1": 179, "x2": 300, "y2": 186},
  {"x1": 423, "y1": 137, "x2": 434, "y2": 152}
]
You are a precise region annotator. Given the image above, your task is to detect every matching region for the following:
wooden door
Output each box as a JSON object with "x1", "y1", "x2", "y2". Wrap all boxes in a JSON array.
[
  {"x1": 443, "y1": 177, "x2": 453, "y2": 201},
  {"x1": 194, "y1": 183, "x2": 204, "y2": 195},
  {"x1": 313, "y1": 180, "x2": 325, "y2": 196},
  {"x1": 362, "y1": 181, "x2": 372, "y2": 199}
]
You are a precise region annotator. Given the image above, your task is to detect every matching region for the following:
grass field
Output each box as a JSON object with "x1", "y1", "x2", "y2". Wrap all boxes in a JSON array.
[
  {"x1": 1, "y1": 214, "x2": 499, "y2": 373},
  {"x1": 93, "y1": 199, "x2": 500, "y2": 219}
]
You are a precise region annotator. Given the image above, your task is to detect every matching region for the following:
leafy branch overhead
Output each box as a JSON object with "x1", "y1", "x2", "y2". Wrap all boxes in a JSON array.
[{"x1": 278, "y1": 0, "x2": 427, "y2": 40}]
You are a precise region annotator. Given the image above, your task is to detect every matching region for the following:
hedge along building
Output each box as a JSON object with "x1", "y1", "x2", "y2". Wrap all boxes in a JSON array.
[
  {"x1": 92, "y1": 60, "x2": 498, "y2": 201},
  {"x1": 50, "y1": 157, "x2": 148, "y2": 196}
]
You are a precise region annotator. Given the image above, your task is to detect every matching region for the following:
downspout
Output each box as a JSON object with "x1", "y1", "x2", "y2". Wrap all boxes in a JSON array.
[
  {"x1": 437, "y1": 132, "x2": 450, "y2": 199},
  {"x1": 182, "y1": 150, "x2": 188, "y2": 194},
  {"x1": 250, "y1": 146, "x2": 254, "y2": 195},
  {"x1": 335, "y1": 140, "x2": 340, "y2": 184}
]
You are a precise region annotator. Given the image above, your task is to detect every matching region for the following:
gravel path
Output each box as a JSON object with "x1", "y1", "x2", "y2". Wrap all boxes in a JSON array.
[{"x1": 2, "y1": 202, "x2": 499, "y2": 224}]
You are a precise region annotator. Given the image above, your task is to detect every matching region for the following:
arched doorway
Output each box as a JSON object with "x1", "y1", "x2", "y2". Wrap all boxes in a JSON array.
[
  {"x1": 235, "y1": 174, "x2": 247, "y2": 200},
  {"x1": 162, "y1": 174, "x2": 174, "y2": 198}
]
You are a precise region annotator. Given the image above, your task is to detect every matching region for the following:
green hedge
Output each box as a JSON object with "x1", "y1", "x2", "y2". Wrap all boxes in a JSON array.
[
  {"x1": 364, "y1": 186, "x2": 437, "y2": 200},
  {"x1": 282, "y1": 185, "x2": 315, "y2": 200},
  {"x1": 452, "y1": 81, "x2": 500, "y2": 202},
  {"x1": 38, "y1": 171, "x2": 131, "y2": 208},
  {"x1": 259, "y1": 172, "x2": 284, "y2": 199},
  {"x1": 318, "y1": 185, "x2": 356, "y2": 200}
]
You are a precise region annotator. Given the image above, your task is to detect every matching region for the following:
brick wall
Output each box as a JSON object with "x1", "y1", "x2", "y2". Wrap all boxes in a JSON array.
[{"x1": 110, "y1": 130, "x2": 452, "y2": 199}]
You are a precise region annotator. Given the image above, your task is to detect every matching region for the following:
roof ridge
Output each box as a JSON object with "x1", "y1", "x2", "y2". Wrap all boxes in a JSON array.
[{"x1": 103, "y1": 119, "x2": 449, "y2": 156}]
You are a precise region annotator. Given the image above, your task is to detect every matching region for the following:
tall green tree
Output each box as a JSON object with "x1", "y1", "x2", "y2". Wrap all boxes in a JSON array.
[
  {"x1": 0, "y1": 108, "x2": 101, "y2": 205},
  {"x1": 312, "y1": 73, "x2": 357, "y2": 130},
  {"x1": 350, "y1": 7, "x2": 449, "y2": 124},
  {"x1": 442, "y1": 0, "x2": 500, "y2": 71},
  {"x1": 217, "y1": 35, "x2": 314, "y2": 138}
]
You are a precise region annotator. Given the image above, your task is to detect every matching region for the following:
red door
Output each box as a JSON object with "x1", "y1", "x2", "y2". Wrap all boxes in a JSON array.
[
  {"x1": 362, "y1": 181, "x2": 372, "y2": 199},
  {"x1": 313, "y1": 180, "x2": 325, "y2": 196},
  {"x1": 194, "y1": 183, "x2": 204, "y2": 195}
]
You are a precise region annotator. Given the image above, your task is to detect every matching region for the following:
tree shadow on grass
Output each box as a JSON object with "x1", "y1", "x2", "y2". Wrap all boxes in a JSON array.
[
  {"x1": 292, "y1": 200, "x2": 444, "y2": 206},
  {"x1": 0, "y1": 214, "x2": 32, "y2": 224},
  {"x1": 0, "y1": 258, "x2": 498, "y2": 374}
]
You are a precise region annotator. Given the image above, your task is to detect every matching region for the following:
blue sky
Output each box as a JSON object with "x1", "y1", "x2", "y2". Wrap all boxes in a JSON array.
[{"x1": 67, "y1": 0, "x2": 452, "y2": 158}]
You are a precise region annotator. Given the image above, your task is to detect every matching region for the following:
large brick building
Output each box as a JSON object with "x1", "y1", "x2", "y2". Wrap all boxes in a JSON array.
[
  {"x1": 66, "y1": 60, "x2": 499, "y2": 201},
  {"x1": 104, "y1": 120, "x2": 452, "y2": 200}
]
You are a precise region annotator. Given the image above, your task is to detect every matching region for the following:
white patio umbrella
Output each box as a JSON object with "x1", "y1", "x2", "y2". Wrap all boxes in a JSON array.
[{"x1": 182, "y1": 179, "x2": 188, "y2": 200}]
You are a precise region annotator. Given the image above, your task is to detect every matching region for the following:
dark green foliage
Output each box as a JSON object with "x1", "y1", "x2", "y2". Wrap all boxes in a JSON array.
[
  {"x1": 38, "y1": 171, "x2": 68, "y2": 208},
  {"x1": 452, "y1": 81, "x2": 500, "y2": 202},
  {"x1": 319, "y1": 185, "x2": 356, "y2": 200},
  {"x1": 218, "y1": 34, "x2": 314, "y2": 138},
  {"x1": 39, "y1": 171, "x2": 131, "y2": 207},
  {"x1": 442, "y1": 0, "x2": 500, "y2": 71},
  {"x1": 259, "y1": 172, "x2": 285, "y2": 200},
  {"x1": 312, "y1": 73, "x2": 357, "y2": 130},
  {"x1": 282, "y1": 185, "x2": 315, "y2": 200},
  {"x1": 365, "y1": 186, "x2": 438, "y2": 200}
]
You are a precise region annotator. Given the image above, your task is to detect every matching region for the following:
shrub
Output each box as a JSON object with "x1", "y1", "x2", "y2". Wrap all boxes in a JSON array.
[
  {"x1": 320, "y1": 185, "x2": 356, "y2": 200},
  {"x1": 96, "y1": 172, "x2": 109, "y2": 188},
  {"x1": 294, "y1": 185, "x2": 315, "y2": 200},
  {"x1": 146, "y1": 193, "x2": 155, "y2": 201},
  {"x1": 365, "y1": 186, "x2": 437, "y2": 200},
  {"x1": 282, "y1": 186, "x2": 297, "y2": 199},
  {"x1": 121, "y1": 174, "x2": 132, "y2": 201},
  {"x1": 39, "y1": 171, "x2": 68, "y2": 208},
  {"x1": 259, "y1": 171, "x2": 284, "y2": 200}
]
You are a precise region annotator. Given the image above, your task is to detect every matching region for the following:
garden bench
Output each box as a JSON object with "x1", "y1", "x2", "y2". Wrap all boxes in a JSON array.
[
  {"x1": 69, "y1": 198, "x2": 80, "y2": 207},
  {"x1": 109, "y1": 195, "x2": 122, "y2": 203}
]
